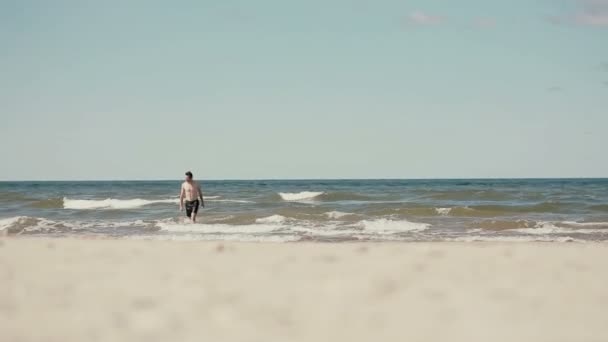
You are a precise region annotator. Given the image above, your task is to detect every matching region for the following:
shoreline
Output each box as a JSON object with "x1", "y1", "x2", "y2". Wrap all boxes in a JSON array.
[{"x1": 1, "y1": 238, "x2": 608, "y2": 341}]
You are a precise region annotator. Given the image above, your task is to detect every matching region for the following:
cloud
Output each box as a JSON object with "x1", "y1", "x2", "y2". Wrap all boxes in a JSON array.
[
  {"x1": 473, "y1": 17, "x2": 497, "y2": 28},
  {"x1": 604, "y1": 81, "x2": 608, "y2": 87},
  {"x1": 406, "y1": 11, "x2": 445, "y2": 26},
  {"x1": 552, "y1": 0, "x2": 608, "y2": 27},
  {"x1": 600, "y1": 62, "x2": 608, "y2": 71}
]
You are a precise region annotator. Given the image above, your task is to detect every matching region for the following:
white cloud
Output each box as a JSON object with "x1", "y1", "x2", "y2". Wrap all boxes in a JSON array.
[{"x1": 406, "y1": 11, "x2": 445, "y2": 26}]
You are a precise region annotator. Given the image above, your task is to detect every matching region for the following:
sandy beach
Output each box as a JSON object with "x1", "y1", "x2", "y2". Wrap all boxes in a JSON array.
[{"x1": 1, "y1": 239, "x2": 607, "y2": 342}]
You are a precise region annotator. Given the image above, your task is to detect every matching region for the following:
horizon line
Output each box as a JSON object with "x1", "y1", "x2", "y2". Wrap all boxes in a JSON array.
[{"x1": 1, "y1": 177, "x2": 607, "y2": 182}]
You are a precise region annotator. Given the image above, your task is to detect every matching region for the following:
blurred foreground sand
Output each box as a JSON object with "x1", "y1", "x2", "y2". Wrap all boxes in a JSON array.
[{"x1": 1, "y1": 239, "x2": 607, "y2": 342}]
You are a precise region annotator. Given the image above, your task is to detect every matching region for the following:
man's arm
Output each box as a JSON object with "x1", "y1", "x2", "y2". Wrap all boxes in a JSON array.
[
  {"x1": 179, "y1": 184, "x2": 185, "y2": 211},
  {"x1": 198, "y1": 184, "x2": 204, "y2": 208}
]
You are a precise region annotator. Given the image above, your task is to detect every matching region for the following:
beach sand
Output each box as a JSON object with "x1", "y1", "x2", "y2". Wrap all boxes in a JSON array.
[{"x1": 1, "y1": 239, "x2": 607, "y2": 342}]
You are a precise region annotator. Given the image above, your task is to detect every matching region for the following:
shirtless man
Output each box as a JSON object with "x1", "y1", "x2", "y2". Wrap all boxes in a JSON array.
[{"x1": 180, "y1": 171, "x2": 205, "y2": 222}]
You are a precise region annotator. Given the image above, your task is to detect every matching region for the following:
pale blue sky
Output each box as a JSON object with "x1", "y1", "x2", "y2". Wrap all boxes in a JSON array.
[{"x1": 1, "y1": 0, "x2": 607, "y2": 180}]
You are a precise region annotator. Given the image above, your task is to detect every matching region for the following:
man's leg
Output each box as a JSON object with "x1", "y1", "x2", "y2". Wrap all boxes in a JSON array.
[
  {"x1": 191, "y1": 200, "x2": 200, "y2": 222},
  {"x1": 185, "y1": 202, "x2": 193, "y2": 220}
]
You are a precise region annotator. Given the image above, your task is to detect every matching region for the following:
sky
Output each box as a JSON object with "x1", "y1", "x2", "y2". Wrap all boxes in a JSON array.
[{"x1": 1, "y1": 0, "x2": 607, "y2": 180}]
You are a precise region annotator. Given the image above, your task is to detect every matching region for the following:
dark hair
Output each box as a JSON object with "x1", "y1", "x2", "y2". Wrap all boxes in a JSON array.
[{"x1": 185, "y1": 171, "x2": 193, "y2": 178}]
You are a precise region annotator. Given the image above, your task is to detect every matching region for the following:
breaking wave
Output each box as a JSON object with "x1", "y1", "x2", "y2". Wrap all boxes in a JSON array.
[
  {"x1": 63, "y1": 198, "x2": 179, "y2": 209},
  {"x1": 357, "y1": 218, "x2": 430, "y2": 233},
  {"x1": 279, "y1": 191, "x2": 325, "y2": 201},
  {"x1": 0, "y1": 216, "x2": 73, "y2": 235}
]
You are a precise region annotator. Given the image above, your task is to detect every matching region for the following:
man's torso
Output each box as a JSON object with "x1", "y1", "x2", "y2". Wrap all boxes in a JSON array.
[{"x1": 182, "y1": 181, "x2": 200, "y2": 201}]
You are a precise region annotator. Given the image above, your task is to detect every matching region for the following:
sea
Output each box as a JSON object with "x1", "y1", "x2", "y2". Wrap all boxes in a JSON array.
[{"x1": 1, "y1": 179, "x2": 608, "y2": 242}]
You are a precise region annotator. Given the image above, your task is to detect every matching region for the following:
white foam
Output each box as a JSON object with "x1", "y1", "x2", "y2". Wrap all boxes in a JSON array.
[
  {"x1": 0, "y1": 216, "x2": 73, "y2": 234},
  {"x1": 511, "y1": 226, "x2": 567, "y2": 235},
  {"x1": 511, "y1": 222, "x2": 608, "y2": 235},
  {"x1": 559, "y1": 221, "x2": 608, "y2": 228},
  {"x1": 352, "y1": 234, "x2": 421, "y2": 241},
  {"x1": 255, "y1": 215, "x2": 287, "y2": 224},
  {"x1": 358, "y1": 218, "x2": 430, "y2": 233},
  {"x1": 325, "y1": 211, "x2": 353, "y2": 219},
  {"x1": 279, "y1": 191, "x2": 324, "y2": 201},
  {"x1": 466, "y1": 228, "x2": 484, "y2": 234},
  {"x1": 435, "y1": 208, "x2": 452, "y2": 216},
  {"x1": 293, "y1": 227, "x2": 362, "y2": 237},
  {"x1": 63, "y1": 198, "x2": 179, "y2": 210},
  {"x1": 0, "y1": 216, "x2": 22, "y2": 230},
  {"x1": 77, "y1": 219, "x2": 154, "y2": 229},
  {"x1": 132, "y1": 234, "x2": 300, "y2": 242},
  {"x1": 206, "y1": 199, "x2": 253, "y2": 203},
  {"x1": 157, "y1": 222, "x2": 282, "y2": 234},
  {"x1": 449, "y1": 236, "x2": 584, "y2": 243}
]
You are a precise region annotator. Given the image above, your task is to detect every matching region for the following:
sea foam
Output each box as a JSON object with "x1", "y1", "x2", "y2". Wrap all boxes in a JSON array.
[
  {"x1": 279, "y1": 191, "x2": 324, "y2": 201},
  {"x1": 255, "y1": 215, "x2": 288, "y2": 224},
  {"x1": 358, "y1": 218, "x2": 431, "y2": 233},
  {"x1": 157, "y1": 222, "x2": 283, "y2": 234},
  {"x1": 63, "y1": 198, "x2": 179, "y2": 209},
  {"x1": 325, "y1": 211, "x2": 353, "y2": 219}
]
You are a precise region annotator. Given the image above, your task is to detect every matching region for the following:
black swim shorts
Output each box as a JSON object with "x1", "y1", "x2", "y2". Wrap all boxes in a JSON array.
[{"x1": 185, "y1": 200, "x2": 200, "y2": 218}]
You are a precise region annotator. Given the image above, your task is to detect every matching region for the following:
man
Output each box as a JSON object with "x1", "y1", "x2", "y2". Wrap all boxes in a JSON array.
[{"x1": 180, "y1": 171, "x2": 205, "y2": 222}]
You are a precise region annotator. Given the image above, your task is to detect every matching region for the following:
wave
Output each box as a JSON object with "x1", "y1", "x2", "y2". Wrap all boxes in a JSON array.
[
  {"x1": 61, "y1": 196, "x2": 250, "y2": 210},
  {"x1": 513, "y1": 222, "x2": 608, "y2": 235},
  {"x1": 278, "y1": 191, "x2": 383, "y2": 203},
  {"x1": 452, "y1": 203, "x2": 569, "y2": 216},
  {"x1": 412, "y1": 203, "x2": 573, "y2": 217},
  {"x1": 131, "y1": 234, "x2": 301, "y2": 242},
  {"x1": 205, "y1": 199, "x2": 254, "y2": 204},
  {"x1": 469, "y1": 220, "x2": 608, "y2": 234},
  {"x1": 2, "y1": 213, "x2": 605, "y2": 241},
  {"x1": 208, "y1": 208, "x2": 358, "y2": 224},
  {"x1": 435, "y1": 208, "x2": 452, "y2": 216},
  {"x1": 157, "y1": 221, "x2": 283, "y2": 234},
  {"x1": 559, "y1": 221, "x2": 608, "y2": 228},
  {"x1": 357, "y1": 219, "x2": 430, "y2": 233},
  {"x1": 468, "y1": 220, "x2": 535, "y2": 231},
  {"x1": 325, "y1": 211, "x2": 354, "y2": 219},
  {"x1": 158, "y1": 216, "x2": 431, "y2": 237},
  {"x1": 255, "y1": 215, "x2": 287, "y2": 224},
  {"x1": 279, "y1": 191, "x2": 324, "y2": 201},
  {"x1": 421, "y1": 190, "x2": 515, "y2": 201},
  {"x1": 448, "y1": 236, "x2": 584, "y2": 243},
  {"x1": 57, "y1": 198, "x2": 573, "y2": 215},
  {"x1": 292, "y1": 226, "x2": 362, "y2": 237},
  {"x1": 0, "y1": 216, "x2": 160, "y2": 235},
  {"x1": 0, "y1": 216, "x2": 73, "y2": 235},
  {"x1": 318, "y1": 192, "x2": 377, "y2": 202},
  {"x1": 200, "y1": 213, "x2": 293, "y2": 225},
  {"x1": 63, "y1": 198, "x2": 179, "y2": 209},
  {"x1": 491, "y1": 202, "x2": 567, "y2": 213},
  {"x1": 368, "y1": 203, "x2": 571, "y2": 218}
]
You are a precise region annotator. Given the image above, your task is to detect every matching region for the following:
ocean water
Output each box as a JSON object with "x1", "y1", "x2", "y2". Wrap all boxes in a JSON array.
[{"x1": 1, "y1": 179, "x2": 608, "y2": 242}]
